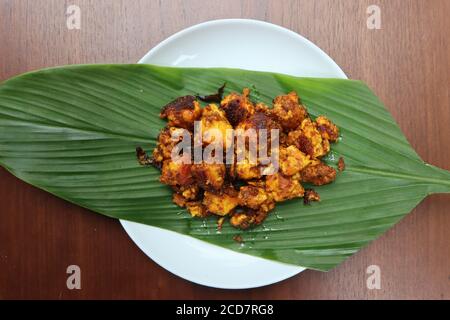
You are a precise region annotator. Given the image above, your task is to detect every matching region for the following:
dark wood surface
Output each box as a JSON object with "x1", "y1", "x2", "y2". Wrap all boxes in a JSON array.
[{"x1": 0, "y1": 0, "x2": 449, "y2": 299}]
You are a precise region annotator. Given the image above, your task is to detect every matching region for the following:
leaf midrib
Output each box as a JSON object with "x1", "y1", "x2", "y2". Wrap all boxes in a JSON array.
[{"x1": 348, "y1": 166, "x2": 450, "y2": 187}]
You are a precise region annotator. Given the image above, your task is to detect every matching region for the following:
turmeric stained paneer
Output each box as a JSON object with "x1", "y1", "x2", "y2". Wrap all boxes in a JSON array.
[
  {"x1": 271, "y1": 91, "x2": 308, "y2": 131},
  {"x1": 197, "y1": 104, "x2": 233, "y2": 149},
  {"x1": 160, "y1": 95, "x2": 202, "y2": 130},
  {"x1": 139, "y1": 88, "x2": 341, "y2": 230}
]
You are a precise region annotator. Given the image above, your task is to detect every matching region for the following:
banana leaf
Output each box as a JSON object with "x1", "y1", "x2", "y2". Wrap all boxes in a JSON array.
[{"x1": 0, "y1": 64, "x2": 449, "y2": 271}]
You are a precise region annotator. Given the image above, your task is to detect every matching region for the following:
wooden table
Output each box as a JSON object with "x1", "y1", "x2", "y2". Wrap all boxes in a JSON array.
[{"x1": 0, "y1": 0, "x2": 449, "y2": 299}]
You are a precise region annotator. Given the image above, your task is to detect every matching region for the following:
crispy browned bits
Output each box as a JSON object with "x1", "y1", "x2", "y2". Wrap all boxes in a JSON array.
[
  {"x1": 237, "y1": 111, "x2": 281, "y2": 133},
  {"x1": 203, "y1": 186, "x2": 239, "y2": 216},
  {"x1": 185, "y1": 201, "x2": 207, "y2": 218},
  {"x1": 220, "y1": 88, "x2": 255, "y2": 126},
  {"x1": 233, "y1": 234, "x2": 244, "y2": 243},
  {"x1": 152, "y1": 127, "x2": 191, "y2": 166},
  {"x1": 338, "y1": 156, "x2": 346, "y2": 172},
  {"x1": 271, "y1": 91, "x2": 308, "y2": 132},
  {"x1": 316, "y1": 116, "x2": 339, "y2": 142},
  {"x1": 160, "y1": 95, "x2": 202, "y2": 130},
  {"x1": 301, "y1": 163, "x2": 337, "y2": 186},
  {"x1": 304, "y1": 189, "x2": 321, "y2": 205},
  {"x1": 136, "y1": 147, "x2": 154, "y2": 166},
  {"x1": 230, "y1": 209, "x2": 269, "y2": 230},
  {"x1": 191, "y1": 162, "x2": 226, "y2": 191},
  {"x1": 286, "y1": 131, "x2": 314, "y2": 157},
  {"x1": 142, "y1": 88, "x2": 340, "y2": 230},
  {"x1": 160, "y1": 160, "x2": 195, "y2": 186},
  {"x1": 173, "y1": 193, "x2": 187, "y2": 207}
]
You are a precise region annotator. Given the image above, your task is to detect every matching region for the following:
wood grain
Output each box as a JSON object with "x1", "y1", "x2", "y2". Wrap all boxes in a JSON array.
[{"x1": 0, "y1": 0, "x2": 449, "y2": 299}]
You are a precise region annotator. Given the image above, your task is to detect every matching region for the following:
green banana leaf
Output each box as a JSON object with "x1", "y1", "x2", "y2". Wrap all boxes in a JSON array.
[{"x1": 0, "y1": 64, "x2": 449, "y2": 271}]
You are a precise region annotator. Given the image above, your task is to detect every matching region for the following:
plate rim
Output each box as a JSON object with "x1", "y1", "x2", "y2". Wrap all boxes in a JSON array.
[{"x1": 138, "y1": 18, "x2": 347, "y2": 79}]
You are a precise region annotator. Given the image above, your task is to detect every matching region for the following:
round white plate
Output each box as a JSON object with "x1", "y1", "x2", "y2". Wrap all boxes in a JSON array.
[{"x1": 121, "y1": 19, "x2": 347, "y2": 289}]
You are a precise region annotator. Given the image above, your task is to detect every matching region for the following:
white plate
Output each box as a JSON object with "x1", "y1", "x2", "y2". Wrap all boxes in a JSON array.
[{"x1": 120, "y1": 19, "x2": 347, "y2": 289}]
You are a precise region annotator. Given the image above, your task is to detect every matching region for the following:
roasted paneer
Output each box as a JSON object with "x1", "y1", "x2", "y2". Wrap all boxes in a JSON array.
[
  {"x1": 177, "y1": 184, "x2": 200, "y2": 200},
  {"x1": 238, "y1": 185, "x2": 275, "y2": 212},
  {"x1": 304, "y1": 188, "x2": 321, "y2": 204},
  {"x1": 152, "y1": 127, "x2": 191, "y2": 164},
  {"x1": 160, "y1": 95, "x2": 202, "y2": 130},
  {"x1": 236, "y1": 112, "x2": 281, "y2": 141},
  {"x1": 191, "y1": 162, "x2": 226, "y2": 191},
  {"x1": 173, "y1": 194, "x2": 207, "y2": 217},
  {"x1": 286, "y1": 118, "x2": 329, "y2": 158},
  {"x1": 235, "y1": 150, "x2": 261, "y2": 180},
  {"x1": 254, "y1": 102, "x2": 271, "y2": 115},
  {"x1": 233, "y1": 112, "x2": 282, "y2": 180},
  {"x1": 230, "y1": 209, "x2": 270, "y2": 230},
  {"x1": 279, "y1": 145, "x2": 311, "y2": 176},
  {"x1": 271, "y1": 92, "x2": 308, "y2": 132},
  {"x1": 203, "y1": 186, "x2": 239, "y2": 216},
  {"x1": 220, "y1": 88, "x2": 255, "y2": 126},
  {"x1": 186, "y1": 201, "x2": 207, "y2": 218},
  {"x1": 144, "y1": 87, "x2": 341, "y2": 230},
  {"x1": 266, "y1": 172, "x2": 305, "y2": 202},
  {"x1": 301, "y1": 162, "x2": 336, "y2": 186},
  {"x1": 197, "y1": 104, "x2": 233, "y2": 149},
  {"x1": 160, "y1": 160, "x2": 194, "y2": 186},
  {"x1": 315, "y1": 116, "x2": 339, "y2": 142}
]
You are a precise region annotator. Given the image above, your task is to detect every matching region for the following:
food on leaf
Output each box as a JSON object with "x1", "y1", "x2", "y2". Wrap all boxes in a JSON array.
[{"x1": 142, "y1": 88, "x2": 341, "y2": 229}]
